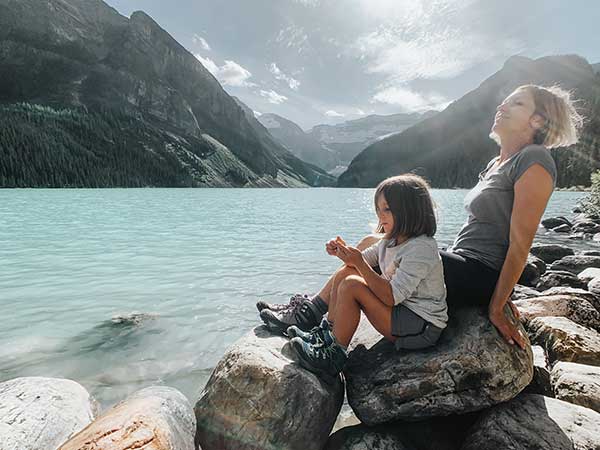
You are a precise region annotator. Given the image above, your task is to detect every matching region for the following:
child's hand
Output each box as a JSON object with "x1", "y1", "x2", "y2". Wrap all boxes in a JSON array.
[
  {"x1": 335, "y1": 244, "x2": 364, "y2": 268},
  {"x1": 326, "y1": 236, "x2": 347, "y2": 256}
]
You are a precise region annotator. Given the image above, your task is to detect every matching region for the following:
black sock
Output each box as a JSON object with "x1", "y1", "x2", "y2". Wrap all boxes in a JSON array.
[{"x1": 310, "y1": 295, "x2": 328, "y2": 315}]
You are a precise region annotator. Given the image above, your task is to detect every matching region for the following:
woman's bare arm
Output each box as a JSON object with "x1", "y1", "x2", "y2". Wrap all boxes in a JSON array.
[{"x1": 488, "y1": 163, "x2": 553, "y2": 348}]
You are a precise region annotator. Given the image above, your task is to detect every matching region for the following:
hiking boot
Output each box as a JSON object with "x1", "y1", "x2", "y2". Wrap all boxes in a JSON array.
[
  {"x1": 260, "y1": 298, "x2": 323, "y2": 335},
  {"x1": 287, "y1": 318, "x2": 334, "y2": 347},
  {"x1": 290, "y1": 337, "x2": 347, "y2": 385},
  {"x1": 256, "y1": 293, "x2": 309, "y2": 313}
]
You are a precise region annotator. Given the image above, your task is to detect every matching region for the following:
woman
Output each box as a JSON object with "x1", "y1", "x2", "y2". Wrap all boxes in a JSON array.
[
  {"x1": 259, "y1": 84, "x2": 583, "y2": 350},
  {"x1": 441, "y1": 84, "x2": 582, "y2": 349}
]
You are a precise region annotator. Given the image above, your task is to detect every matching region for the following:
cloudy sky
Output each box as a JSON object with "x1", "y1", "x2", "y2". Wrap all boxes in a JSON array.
[{"x1": 106, "y1": 0, "x2": 599, "y2": 129}]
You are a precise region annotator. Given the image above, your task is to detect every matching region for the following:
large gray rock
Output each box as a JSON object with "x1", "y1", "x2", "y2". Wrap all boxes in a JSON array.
[
  {"x1": 344, "y1": 307, "x2": 533, "y2": 425},
  {"x1": 529, "y1": 316, "x2": 600, "y2": 366},
  {"x1": 195, "y1": 326, "x2": 344, "y2": 450},
  {"x1": 552, "y1": 223, "x2": 572, "y2": 233},
  {"x1": 524, "y1": 345, "x2": 552, "y2": 396},
  {"x1": 551, "y1": 361, "x2": 600, "y2": 413},
  {"x1": 582, "y1": 250, "x2": 600, "y2": 257},
  {"x1": 550, "y1": 255, "x2": 600, "y2": 274},
  {"x1": 589, "y1": 277, "x2": 600, "y2": 296},
  {"x1": 514, "y1": 294, "x2": 600, "y2": 332},
  {"x1": 578, "y1": 267, "x2": 600, "y2": 282},
  {"x1": 510, "y1": 284, "x2": 540, "y2": 301},
  {"x1": 541, "y1": 217, "x2": 572, "y2": 230},
  {"x1": 461, "y1": 394, "x2": 600, "y2": 450},
  {"x1": 530, "y1": 244, "x2": 574, "y2": 264},
  {"x1": 540, "y1": 286, "x2": 600, "y2": 312},
  {"x1": 326, "y1": 415, "x2": 477, "y2": 450},
  {"x1": 59, "y1": 386, "x2": 195, "y2": 450},
  {"x1": 519, "y1": 255, "x2": 546, "y2": 286},
  {"x1": 0, "y1": 377, "x2": 96, "y2": 450},
  {"x1": 536, "y1": 270, "x2": 587, "y2": 290},
  {"x1": 573, "y1": 220, "x2": 600, "y2": 234}
]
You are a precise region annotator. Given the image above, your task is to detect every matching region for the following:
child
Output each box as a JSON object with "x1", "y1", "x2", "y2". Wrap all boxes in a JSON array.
[{"x1": 260, "y1": 174, "x2": 448, "y2": 383}]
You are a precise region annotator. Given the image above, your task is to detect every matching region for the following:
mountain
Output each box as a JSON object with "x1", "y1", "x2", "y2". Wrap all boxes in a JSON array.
[
  {"x1": 0, "y1": 0, "x2": 333, "y2": 187},
  {"x1": 258, "y1": 111, "x2": 435, "y2": 173},
  {"x1": 257, "y1": 113, "x2": 338, "y2": 171},
  {"x1": 593, "y1": 63, "x2": 600, "y2": 74},
  {"x1": 338, "y1": 55, "x2": 600, "y2": 188}
]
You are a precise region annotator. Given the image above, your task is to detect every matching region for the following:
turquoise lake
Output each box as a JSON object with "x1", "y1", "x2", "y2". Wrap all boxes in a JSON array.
[{"x1": 0, "y1": 188, "x2": 591, "y2": 408}]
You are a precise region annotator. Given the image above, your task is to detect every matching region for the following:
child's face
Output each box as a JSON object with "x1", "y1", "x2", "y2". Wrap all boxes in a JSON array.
[{"x1": 376, "y1": 195, "x2": 394, "y2": 235}]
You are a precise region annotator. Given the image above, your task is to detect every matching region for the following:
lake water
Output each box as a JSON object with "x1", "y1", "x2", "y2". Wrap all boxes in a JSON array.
[{"x1": 0, "y1": 188, "x2": 592, "y2": 409}]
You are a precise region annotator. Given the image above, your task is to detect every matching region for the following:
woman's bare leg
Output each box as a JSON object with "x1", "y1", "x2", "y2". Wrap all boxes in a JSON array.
[{"x1": 333, "y1": 274, "x2": 395, "y2": 347}]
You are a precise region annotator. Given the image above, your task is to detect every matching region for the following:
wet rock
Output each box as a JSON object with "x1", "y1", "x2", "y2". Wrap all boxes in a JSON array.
[
  {"x1": 582, "y1": 250, "x2": 600, "y2": 257},
  {"x1": 59, "y1": 386, "x2": 195, "y2": 450},
  {"x1": 550, "y1": 255, "x2": 600, "y2": 274},
  {"x1": 536, "y1": 270, "x2": 587, "y2": 291},
  {"x1": 195, "y1": 326, "x2": 343, "y2": 450},
  {"x1": 461, "y1": 394, "x2": 600, "y2": 450},
  {"x1": 0, "y1": 377, "x2": 96, "y2": 450},
  {"x1": 541, "y1": 217, "x2": 572, "y2": 229},
  {"x1": 344, "y1": 307, "x2": 533, "y2": 425},
  {"x1": 573, "y1": 220, "x2": 600, "y2": 234},
  {"x1": 551, "y1": 361, "x2": 600, "y2": 413},
  {"x1": 528, "y1": 316, "x2": 600, "y2": 366},
  {"x1": 529, "y1": 244, "x2": 574, "y2": 264},
  {"x1": 518, "y1": 255, "x2": 546, "y2": 286},
  {"x1": 514, "y1": 294, "x2": 600, "y2": 332},
  {"x1": 552, "y1": 223, "x2": 572, "y2": 233},
  {"x1": 524, "y1": 345, "x2": 552, "y2": 396}
]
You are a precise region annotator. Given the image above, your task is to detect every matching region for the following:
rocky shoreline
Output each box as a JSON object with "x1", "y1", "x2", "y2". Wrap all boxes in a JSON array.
[{"x1": 2, "y1": 212, "x2": 600, "y2": 450}]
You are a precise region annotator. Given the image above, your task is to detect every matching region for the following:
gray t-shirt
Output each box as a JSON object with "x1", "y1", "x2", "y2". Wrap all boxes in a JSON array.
[
  {"x1": 450, "y1": 145, "x2": 557, "y2": 270},
  {"x1": 362, "y1": 235, "x2": 448, "y2": 329}
]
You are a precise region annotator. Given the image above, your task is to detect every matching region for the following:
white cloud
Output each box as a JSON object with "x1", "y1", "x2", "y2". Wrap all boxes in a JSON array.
[
  {"x1": 372, "y1": 86, "x2": 449, "y2": 111},
  {"x1": 260, "y1": 89, "x2": 288, "y2": 104},
  {"x1": 268, "y1": 63, "x2": 301, "y2": 90},
  {"x1": 325, "y1": 110, "x2": 345, "y2": 117},
  {"x1": 194, "y1": 55, "x2": 255, "y2": 87},
  {"x1": 192, "y1": 34, "x2": 211, "y2": 51}
]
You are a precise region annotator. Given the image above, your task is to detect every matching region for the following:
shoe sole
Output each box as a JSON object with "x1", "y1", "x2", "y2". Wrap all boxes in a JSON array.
[
  {"x1": 290, "y1": 340, "x2": 340, "y2": 385},
  {"x1": 260, "y1": 311, "x2": 291, "y2": 336}
]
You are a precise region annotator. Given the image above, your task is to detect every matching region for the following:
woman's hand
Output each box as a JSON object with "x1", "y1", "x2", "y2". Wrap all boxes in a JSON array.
[
  {"x1": 335, "y1": 243, "x2": 364, "y2": 268},
  {"x1": 488, "y1": 305, "x2": 527, "y2": 350}
]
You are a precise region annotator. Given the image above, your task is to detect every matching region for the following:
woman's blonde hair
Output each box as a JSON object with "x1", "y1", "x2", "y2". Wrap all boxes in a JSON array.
[{"x1": 505, "y1": 84, "x2": 584, "y2": 149}]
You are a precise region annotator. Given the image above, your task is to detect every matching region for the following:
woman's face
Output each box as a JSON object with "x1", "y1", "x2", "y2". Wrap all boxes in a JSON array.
[
  {"x1": 491, "y1": 88, "x2": 540, "y2": 139},
  {"x1": 376, "y1": 194, "x2": 394, "y2": 235}
]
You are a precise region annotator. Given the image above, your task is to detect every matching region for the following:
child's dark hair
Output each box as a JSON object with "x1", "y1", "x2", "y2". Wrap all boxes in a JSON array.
[{"x1": 375, "y1": 174, "x2": 437, "y2": 238}]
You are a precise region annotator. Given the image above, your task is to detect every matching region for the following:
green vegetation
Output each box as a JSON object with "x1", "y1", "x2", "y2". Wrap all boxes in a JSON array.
[
  {"x1": 581, "y1": 170, "x2": 600, "y2": 217},
  {"x1": 0, "y1": 103, "x2": 206, "y2": 187}
]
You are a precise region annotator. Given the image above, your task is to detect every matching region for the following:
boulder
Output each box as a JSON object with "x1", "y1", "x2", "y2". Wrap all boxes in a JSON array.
[
  {"x1": 536, "y1": 270, "x2": 587, "y2": 290},
  {"x1": 510, "y1": 284, "x2": 540, "y2": 301},
  {"x1": 551, "y1": 361, "x2": 600, "y2": 413},
  {"x1": 344, "y1": 307, "x2": 533, "y2": 425},
  {"x1": 550, "y1": 255, "x2": 600, "y2": 274},
  {"x1": 528, "y1": 316, "x2": 600, "y2": 366},
  {"x1": 573, "y1": 220, "x2": 600, "y2": 234},
  {"x1": 552, "y1": 223, "x2": 572, "y2": 233},
  {"x1": 0, "y1": 377, "x2": 96, "y2": 450},
  {"x1": 524, "y1": 345, "x2": 552, "y2": 396},
  {"x1": 513, "y1": 294, "x2": 600, "y2": 332},
  {"x1": 326, "y1": 415, "x2": 478, "y2": 450},
  {"x1": 578, "y1": 267, "x2": 600, "y2": 282},
  {"x1": 582, "y1": 250, "x2": 600, "y2": 257},
  {"x1": 518, "y1": 255, "x2": 546, "y2": 286},
  {"x1": 461, "y1": 394, "x2": 600, "y2": 450},
  {"x1": 541, "y1": 217, "x2": 572, "y2": 229},
  {"x1": 60, "y1": 386, "x2": 195, "y2": 450},
  {"x1": 540, "y1": 286, "x2": 600, "y2": 311},
  {"x1": 529, "y1": 244, "x2": 574, "y2": 264},
  {"x1": 195, "y1": 326, "x2": 344, "y2": 450},
  {"x1": 589, "y1": 278, "x2": 600, "y2": 296}
]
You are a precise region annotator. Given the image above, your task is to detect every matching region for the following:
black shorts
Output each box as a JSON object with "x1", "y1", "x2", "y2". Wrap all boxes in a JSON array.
[{"x1": 391, "y1": 305, "x2": 443, "y2": 351}]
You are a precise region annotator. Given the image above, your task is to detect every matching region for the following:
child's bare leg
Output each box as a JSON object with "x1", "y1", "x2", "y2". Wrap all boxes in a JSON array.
[
  {"x1": 321, "y1": 265, "x2": 359, "y2": 323},
  {"x1": 333, "y1": 274, "x2": 395, "y2": 347}
]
